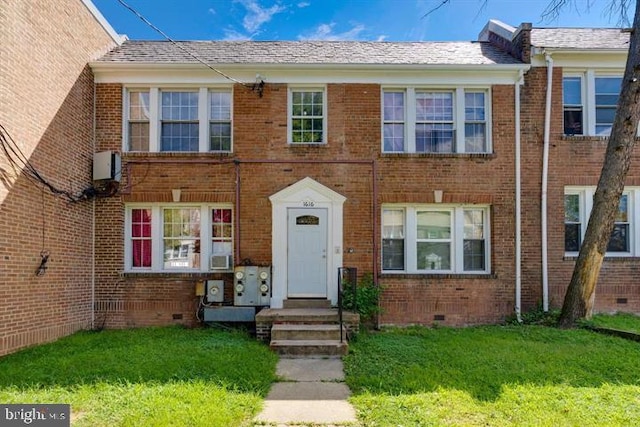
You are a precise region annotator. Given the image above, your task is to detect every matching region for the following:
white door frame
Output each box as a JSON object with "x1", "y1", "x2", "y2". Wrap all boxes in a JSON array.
[{"x1": 269, "y1": 177, "x2": 346, "y2": 308}]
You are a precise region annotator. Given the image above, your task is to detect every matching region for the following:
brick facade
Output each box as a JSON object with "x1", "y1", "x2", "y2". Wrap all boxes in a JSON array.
[
  {"x1": 93, "y1": 80, "x2": 521, "y2": 327},
  {"x1": 0, "y1": 0, "x2": 116, "y2": 356}
]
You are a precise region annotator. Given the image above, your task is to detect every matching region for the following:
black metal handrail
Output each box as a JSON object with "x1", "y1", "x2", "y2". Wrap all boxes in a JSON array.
[{"x1": 337, "y1": 267, "x2": 357, "y2": 343}]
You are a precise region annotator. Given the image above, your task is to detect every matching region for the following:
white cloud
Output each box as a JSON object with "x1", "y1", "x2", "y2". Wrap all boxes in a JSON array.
[
  {"x1": 234, "y1": 0, "x2": 286, "y2": 34},
  {"x1": 376, "y1": 35, "x2": 388, "y2": 42},
  {"x1": 222, "y1": 28, "x2": 252, "y2": 41},
  {"x1": 297, "y1": 1, "x2": 310, "y2": 7},
  {"x1": 208, "y1": 8, "x2": 216, "y2": 15},
  {"x1": 298, "y1": 22, "x2": 367, "y2": 41}
]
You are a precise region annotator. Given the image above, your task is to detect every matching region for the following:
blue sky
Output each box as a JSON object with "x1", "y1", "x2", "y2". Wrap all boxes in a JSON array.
[{"x1": 93, "y1": 0, "x2": 631, "y2": 42}]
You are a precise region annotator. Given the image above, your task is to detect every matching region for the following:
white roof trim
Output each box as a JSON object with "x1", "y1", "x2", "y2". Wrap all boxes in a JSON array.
[
  {"x1": 81, "y1": 0, "x2": 127, "y2": 45},
  {"x1": 269, "y1": 177, "x2": 346, "y2": 204}
]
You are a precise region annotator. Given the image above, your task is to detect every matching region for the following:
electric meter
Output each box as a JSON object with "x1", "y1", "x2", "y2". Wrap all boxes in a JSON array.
[
  {"x1": 235, "y1": 271, "x2": 244, "y2": 280},
  {"x1": 259, "y1": 271, "x2": 269, "y2": 280}
]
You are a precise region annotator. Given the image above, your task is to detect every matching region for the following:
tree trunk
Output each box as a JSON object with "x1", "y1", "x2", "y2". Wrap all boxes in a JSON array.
[{"x1": 558, "y1": 1, "x2": 640, "y2": 328}]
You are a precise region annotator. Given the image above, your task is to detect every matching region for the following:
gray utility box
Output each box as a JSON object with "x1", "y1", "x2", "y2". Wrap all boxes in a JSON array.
[
  {"x1": 234, "y1": 266, "x2": 271, "y2": 306},
  {"x1": 205, "y1": 280, "x2": 224, "y2": 303}
]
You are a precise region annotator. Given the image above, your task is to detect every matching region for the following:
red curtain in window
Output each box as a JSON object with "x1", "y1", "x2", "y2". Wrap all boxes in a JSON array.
[{"x1": 132, "y1": 209, "x2": 152, "y2": 267}]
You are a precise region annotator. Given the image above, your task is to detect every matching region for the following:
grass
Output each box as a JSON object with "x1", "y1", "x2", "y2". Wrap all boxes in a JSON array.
[
  {"x1": 0, "y1": 326, "x2": 278, "y2": 426},
  {"x1": 344, "y1": 325, "x2": 640, "y2": 426},
  {"x1": 587, "y1": 312, "x2": 640, "y2": 333}
]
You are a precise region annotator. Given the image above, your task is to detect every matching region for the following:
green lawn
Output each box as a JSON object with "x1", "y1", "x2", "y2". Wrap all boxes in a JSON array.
[
  {"x1": 0, "y1": 327, "x2": 277, "y2": 426},
  {"x1": 588, "y1": 312, "x2": 640, "y2": 334},
  {"x1": 344, "y1": 326, "x2": 640, "y2": 426}
]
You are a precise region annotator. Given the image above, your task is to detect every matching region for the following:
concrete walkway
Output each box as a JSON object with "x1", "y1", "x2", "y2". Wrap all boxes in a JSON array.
[{"x1": 255, "y1": 357, "x2": 358, "y2": 426}]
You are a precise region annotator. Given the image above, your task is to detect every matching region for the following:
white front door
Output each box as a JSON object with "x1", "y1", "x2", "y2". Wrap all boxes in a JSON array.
[{"x1": 287, "y1": 208, "x2": 328, "y2": 298}]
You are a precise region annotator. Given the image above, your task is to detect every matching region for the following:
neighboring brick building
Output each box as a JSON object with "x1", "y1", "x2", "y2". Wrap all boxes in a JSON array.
[
  {"x1": 0, "y1": 0, "x2": 121, "y2": 356},
  {"x1": 481, "y1": 20, "x2": 639, "y2": 316}
]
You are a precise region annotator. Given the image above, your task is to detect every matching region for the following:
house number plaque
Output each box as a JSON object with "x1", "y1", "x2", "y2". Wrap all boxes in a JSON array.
[{"x1": 302, "y1": 200, "x2": 315, "y2": 207}]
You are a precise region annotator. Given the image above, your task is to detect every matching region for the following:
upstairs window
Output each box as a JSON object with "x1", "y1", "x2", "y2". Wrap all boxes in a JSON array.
[
  {"x1": 382, "y1": 87, "x2": 491, "y2": 154},
  {"x1": 161, "y1": 91, "x2": 199, "y2": 152},
  {"x1": 415, "y1": 92, "x2": 454, "y2": 153},
  {"x1": 562, "y1": 73, "x2": 623, "y2": 137},
  {"x1": 383, "y1": 91, "x2": 406, "y2": 152},
  {"x1": 563, "y1": 76, "x2": 583, "y2": 135},
  {"x1": 123, "y1": 87, "x2": 232, "y2": 153},
  {"x1": 209, "y1": 91, "x2": 232, "y2": 152},
  {"x1": 289, "y1": 88, "x2": 326, "y2": 144},
  {"x1": 127, "y1": 90, "x2": 150, "y2": 151},
  {"x1": 595, "y1": 77, "x2": 622, "y2": 136}
]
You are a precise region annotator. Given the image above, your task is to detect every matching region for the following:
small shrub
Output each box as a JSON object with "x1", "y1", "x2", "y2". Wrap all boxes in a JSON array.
[
  {"x1": 341, "y1": 273, "x2": 381, "y2": 323},
  {"x1": 506, "y1": 304, "x2": 560, "y2": 326}
]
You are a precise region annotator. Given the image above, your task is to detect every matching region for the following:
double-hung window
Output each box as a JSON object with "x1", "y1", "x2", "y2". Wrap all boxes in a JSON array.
[
  {"x1": 595, "y1": 77, "x2": 622, "y2": 136},
  {"x1": 562, "y1": 76, "x2": 583, "y2": 135},
  {"x1": 383, "y1": 91, "x2": 406, "y2": 152},
  {"x1": 289, "y1": 88, "x2": 326, "y2": 144},
  {"x1": 161, "y1": 91, "x2": 199, "y2": 152},
  {"x1": 382, "y1": 87, "x2": 490, "y2": 154},
  {"x1": 125, "y1": 204, "x2": 234, "y2": 272},
  {"x1": 209, "y1": 91, "x2": 232, "y2": 152},
  {"x1": 564, "y1": 187, "x2": 633, "y2": 255},
  {"x1": 562, "y1": 72, "x2": 623, "y2": 136},
  {"x1": 382, "y1": 205, "x2": 490, "y2": 273},
  {"x1": 127, "y1": 90, "x2": 150, "y2": 151},
  {"x1": 123, "y1": 87, "x2": 233, "y2": 153},
  {"x1": 415, "y1": 91, "x2": 454, "y2": 153}
]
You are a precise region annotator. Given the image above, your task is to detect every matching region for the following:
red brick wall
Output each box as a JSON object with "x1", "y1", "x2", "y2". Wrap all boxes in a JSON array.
[
  {"x1": 520, "y1": 65, "x2": 640, "y2": 315},
  {"x1": 95, "y1": 82, "x2": 521, "y2": 327},
  {"x1": 0, "y1": 0, "x2": 116, "y2": 355},
  {"x1": 378, "y1": 85, "x2": 518, "y2": 326}
]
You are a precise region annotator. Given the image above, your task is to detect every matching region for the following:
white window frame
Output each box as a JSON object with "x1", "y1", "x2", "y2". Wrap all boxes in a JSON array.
[
  {"x1": 381, "y1": 204, "x2": 491, "y2": 274},
  {"x1": 122, "y1": 87, "x2": 233, "y2": 153},
  {"x1": 381, "y1": 87, "x2": 492, "y2": 154},
  {"x1": 287, "y1": 86, "x2": 327, "y2": 145},
  {"x1": 562, "y1": 74, "x2": 585, "y2": 136},
  {"x1": 126, "y1": 89, "x2": 150, "y2": 151},
  {"x1": 562, "y1": 71, "x2": 624, "y2": 137},
  {"x1": 564, "y1": 186, "x2": 636, "y2": 256},
  {"x1": 208, "y1": 89, "x2": 233, "y2": 152},
  {"x1": 124, "y1": 203, "x2": 234, "y2": 272}
]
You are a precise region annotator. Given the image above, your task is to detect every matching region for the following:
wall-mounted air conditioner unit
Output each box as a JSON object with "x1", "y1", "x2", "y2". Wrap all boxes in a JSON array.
[{"x1": 210, "y1": 254, "x2": 231, "y2": 270}]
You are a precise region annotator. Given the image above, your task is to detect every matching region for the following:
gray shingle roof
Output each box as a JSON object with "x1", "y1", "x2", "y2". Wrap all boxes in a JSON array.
[
  {"x1": 96, "y1": 40, "x2": 524, "y2": 66},
  {"x1": 531, "y1": 27, "x2": 630, "y2": 50}
]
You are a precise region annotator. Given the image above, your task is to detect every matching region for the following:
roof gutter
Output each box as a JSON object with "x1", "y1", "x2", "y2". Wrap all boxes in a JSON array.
[{"x1": 89, "y1": 61, "x2": 529, "y2": 72}]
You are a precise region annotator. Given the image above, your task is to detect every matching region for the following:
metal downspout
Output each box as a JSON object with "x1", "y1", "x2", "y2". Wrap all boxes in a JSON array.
[
  {"x1": 542, "y1": 53, "x2": 553, "y2": 312},
  {"x1": 91, "y1": 82, "x2": 97, "y2": 328},
  {"x1": 515, "y1": 70, "x2": 524, "y2": 322}
]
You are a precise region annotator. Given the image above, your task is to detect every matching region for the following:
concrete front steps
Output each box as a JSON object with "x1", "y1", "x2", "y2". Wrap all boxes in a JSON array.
[{"x1": 257, "y1": 299, "x2": 358, "y2": 357}]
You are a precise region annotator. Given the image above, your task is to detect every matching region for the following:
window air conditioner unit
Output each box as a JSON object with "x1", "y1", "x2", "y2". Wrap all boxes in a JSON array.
[{"x1": 210, "y1": 254, "x2": 231, "y2": 270}]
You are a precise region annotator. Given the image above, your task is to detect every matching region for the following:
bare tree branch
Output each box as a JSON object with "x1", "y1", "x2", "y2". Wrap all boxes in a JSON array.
[{"x1": 422, "y1": 0, "x2": 451, "y2": 19}]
